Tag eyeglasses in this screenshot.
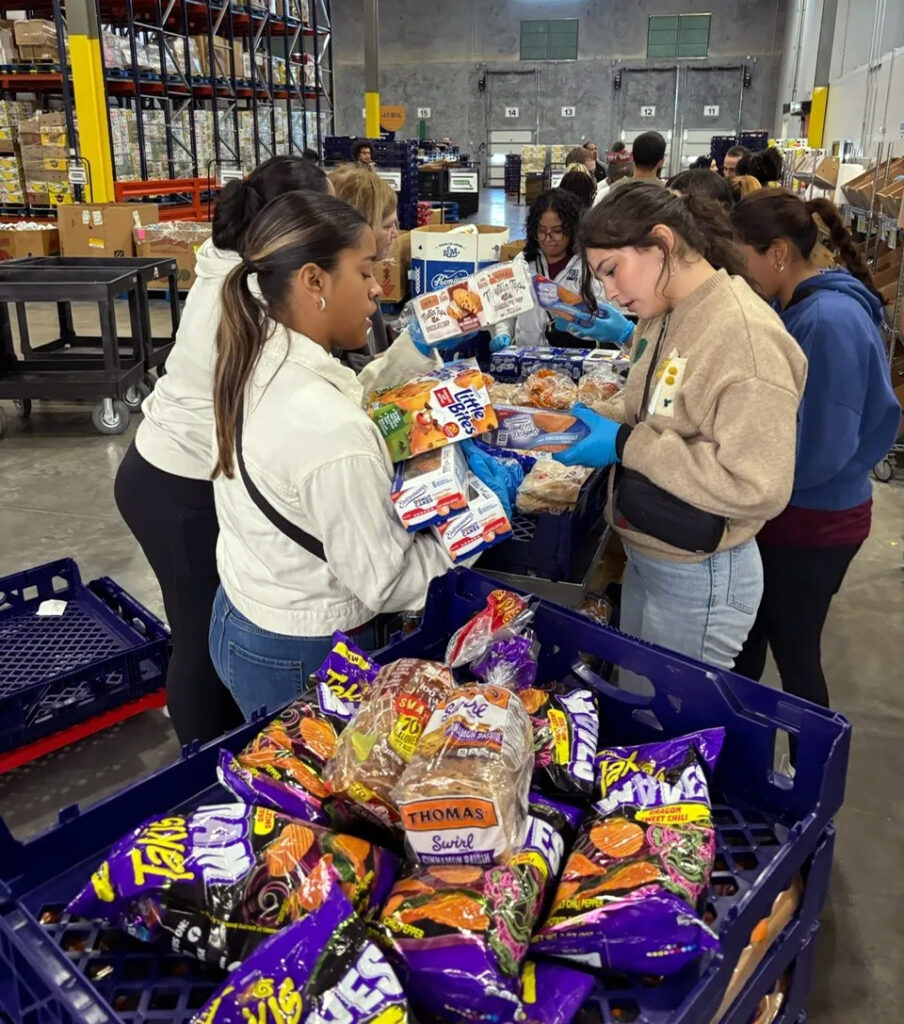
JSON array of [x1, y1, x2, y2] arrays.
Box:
[[537, 227, 565, 240]]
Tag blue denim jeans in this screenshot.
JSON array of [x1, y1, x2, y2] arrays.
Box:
[[618, 540, 764, 690], [209, 586, 373, 721]]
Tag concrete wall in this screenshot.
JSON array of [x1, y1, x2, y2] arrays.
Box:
[[330, 0, 788, 163]]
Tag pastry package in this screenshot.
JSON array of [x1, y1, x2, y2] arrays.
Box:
[[487, 405, 591, 457], [390, 443, 470, 532], [533, 728, 725, 975], [516, 461, 593, 516], [430, 473, 512, 562], [326, 659, 456, 830], [379, 810, 568, 1020], [487, 380, 526, 406], [409, 261, 536, 346], [67, 804, 397, 969], [520, 346, 588, 384], [191, 884, 409, 1024], [367, 358, 496, 463], [445, 588, 532, 668], [518, 684, 599, 795], [218, 633, 379, 823], [522, 368, 578, 410], [393, 684, 534, 865], [489, 345, 523, 382], [532, 275, 596, 328], [577, 364, 624, 412]]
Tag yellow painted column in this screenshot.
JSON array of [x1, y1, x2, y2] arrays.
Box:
[[68, 0, 114, 201], [364, 0, 380, 138], [808, 86, 829, 149]]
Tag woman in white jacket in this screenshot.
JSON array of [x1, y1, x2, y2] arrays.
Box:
[[491, 188, 632, 352], [207, 190, 460, 720], [115, 157, 333, 744]]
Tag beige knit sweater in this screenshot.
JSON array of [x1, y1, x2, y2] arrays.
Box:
[[605, 269, 808, 563]]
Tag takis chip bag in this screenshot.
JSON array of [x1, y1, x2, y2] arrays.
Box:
[[66, 804, 398, 969], [379, 812, 566, 1020], [192, 884, 409, 1024], [218, 634, 380, 824], [518, 685, 599, 796], [445, 589, 532, 668], [532, 728, 725, 975]]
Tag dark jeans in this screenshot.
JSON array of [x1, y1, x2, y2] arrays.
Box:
[[114, 441, 243, 744], [734, 541, 861, 707]]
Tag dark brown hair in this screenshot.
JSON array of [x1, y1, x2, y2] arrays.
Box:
[[667, 169, 734, 209], [736, 147, 783, 185], [730, 188, 880, 298], [559, 167, 597, 210], [581, 180, 747, 285], [565, 146, 594, 166], [213, 191, 368, 479]]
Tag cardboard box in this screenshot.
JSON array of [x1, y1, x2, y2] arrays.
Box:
[[390, 443, 469, 532], [133, 220, 212, 289], [13, 19, 58, 48], [0, 226, 59, 260], [376, 230, 410, 303], [500, 240, 525, 262], [431, 474, 512, 562], [58, 203, 159, 258], [410, 223, 509, 297], [842, 158, 904, 208], [0, 27, 16, 65]]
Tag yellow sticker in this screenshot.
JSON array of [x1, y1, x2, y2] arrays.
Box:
[[253, 806, 276, 835], [88, 237, 105, 248], [510, 850, 550, 879], [547, 707, 570, 766], [636, 802, 711, 826], [521, 960, 537, 1005]]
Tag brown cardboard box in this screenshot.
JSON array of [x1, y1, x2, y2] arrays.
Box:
[[58, 203, 159, 258], [133, 220, 212, 289], [500, 240, 526, 262], [878, 179, 904, 220], [842, 158, 904, 208], [0, 226, 59, 260], [13, 19, 58, 48], [376, 230, 410, 302]]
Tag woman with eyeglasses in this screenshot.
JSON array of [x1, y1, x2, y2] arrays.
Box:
[[491, 188, 631, 352]]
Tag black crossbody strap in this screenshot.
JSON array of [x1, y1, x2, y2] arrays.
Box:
[[235, 393, 327, 562], [637, 314, 670, 424]]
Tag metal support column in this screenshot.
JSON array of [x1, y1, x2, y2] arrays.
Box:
[[68, 0, 115, 201], [363, 0, 379, 139]]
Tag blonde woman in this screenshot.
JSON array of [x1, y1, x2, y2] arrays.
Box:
[[329, 164, 400, 368]]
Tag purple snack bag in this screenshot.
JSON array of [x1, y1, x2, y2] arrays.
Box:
[[66, 803, 398, 970], [533, 728, 725, 976], [519, 961, 595, 1024], [311, 631, 381, 717], [519, 684, 599, 796], [192, 883, 409, 1024], [471, 633, 539, 691]]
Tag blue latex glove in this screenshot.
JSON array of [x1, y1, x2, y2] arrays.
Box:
[[489, 332, 513, 354], [552, 305, 633, 347], [409, 316, 478, 357], [460, 439, 524, 520], [553, 403, 623, 468]]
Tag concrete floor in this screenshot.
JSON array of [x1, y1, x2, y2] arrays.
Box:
[[0, 191, 902, 1021]]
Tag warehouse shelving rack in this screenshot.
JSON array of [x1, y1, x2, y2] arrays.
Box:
[[0, 0, 332, 217]]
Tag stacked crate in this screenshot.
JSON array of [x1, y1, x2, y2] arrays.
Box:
[[372, 138, 419, 229], [504, 153, 521, 197], [0, 101, 34, 206], [18, 111, 73, 206]]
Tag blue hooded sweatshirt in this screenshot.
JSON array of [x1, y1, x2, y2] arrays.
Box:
[[781, 270, 900, 511]]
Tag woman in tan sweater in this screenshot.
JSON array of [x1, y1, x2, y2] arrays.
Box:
[[557, 182, 807, 673]]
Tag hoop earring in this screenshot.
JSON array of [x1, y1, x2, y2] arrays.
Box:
[[318, 296, 327, 312]]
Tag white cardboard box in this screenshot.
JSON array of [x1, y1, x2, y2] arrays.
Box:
[[410, 223, 509, 296]]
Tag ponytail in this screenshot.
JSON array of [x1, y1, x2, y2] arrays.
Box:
[[805, 196, 880, 297], [212, 190, 368, 479], [583, 180, 747, 287], [731, 188, 881, 300]]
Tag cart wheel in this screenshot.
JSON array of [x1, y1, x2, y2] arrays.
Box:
[[92, 399, 131, 435], [873, 458, 894, 483], [122, 381, 151, 411], [0, 406, 7, 439], [14, 398, 31, 418]]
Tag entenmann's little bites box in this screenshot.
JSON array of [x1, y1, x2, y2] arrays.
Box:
[[368, 358, 497, 464], [391, 444, 470, 532]]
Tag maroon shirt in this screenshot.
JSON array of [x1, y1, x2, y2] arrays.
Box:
[[758, 499, 872, 547], [546, 256, 570, 280]]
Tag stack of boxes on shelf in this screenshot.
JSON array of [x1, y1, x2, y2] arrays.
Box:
[[520, 144, 546, 204], [13, 20, 65, 63], [134, 221, 213, 289], [18, 111, 72, 206], [0, 100, 35, 206]]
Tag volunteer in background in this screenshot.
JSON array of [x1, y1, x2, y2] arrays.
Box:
[[207, 191, 469, 719], [731, 189, 901, 706], [667, 169, 734, 209], [629, 132, 667, 183], [559, 165, 597, 211], [690, 154, 719, 171], [737, 148, 784, 185], [352, 140, 374, 167], [565, 146, 598, 175], [593, 148, 634, 205], [732, 174, 762, 199], [489, 188, 632, 352], [556, 182, 807, 675], [584, 141, 606, 182], [114, 156, 331, 744], [723, 145, 750, 179], [329, 164, 399, 370]]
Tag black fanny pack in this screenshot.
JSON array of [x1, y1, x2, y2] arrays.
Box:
[[614, 467, 727, 554]]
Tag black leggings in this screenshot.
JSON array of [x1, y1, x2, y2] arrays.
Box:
[[114, 441, 243, 744], [734, 541, 861, 707]]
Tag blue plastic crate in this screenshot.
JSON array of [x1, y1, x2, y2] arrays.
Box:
[[476, 468, 609, 581], [0, 569, 847, 1024], [0, 559, 170, 755]]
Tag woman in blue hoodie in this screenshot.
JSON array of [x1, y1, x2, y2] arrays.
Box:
[[731, 189, 900, 706]]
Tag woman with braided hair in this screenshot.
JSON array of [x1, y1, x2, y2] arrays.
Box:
[[731, 188, 900, 707]]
